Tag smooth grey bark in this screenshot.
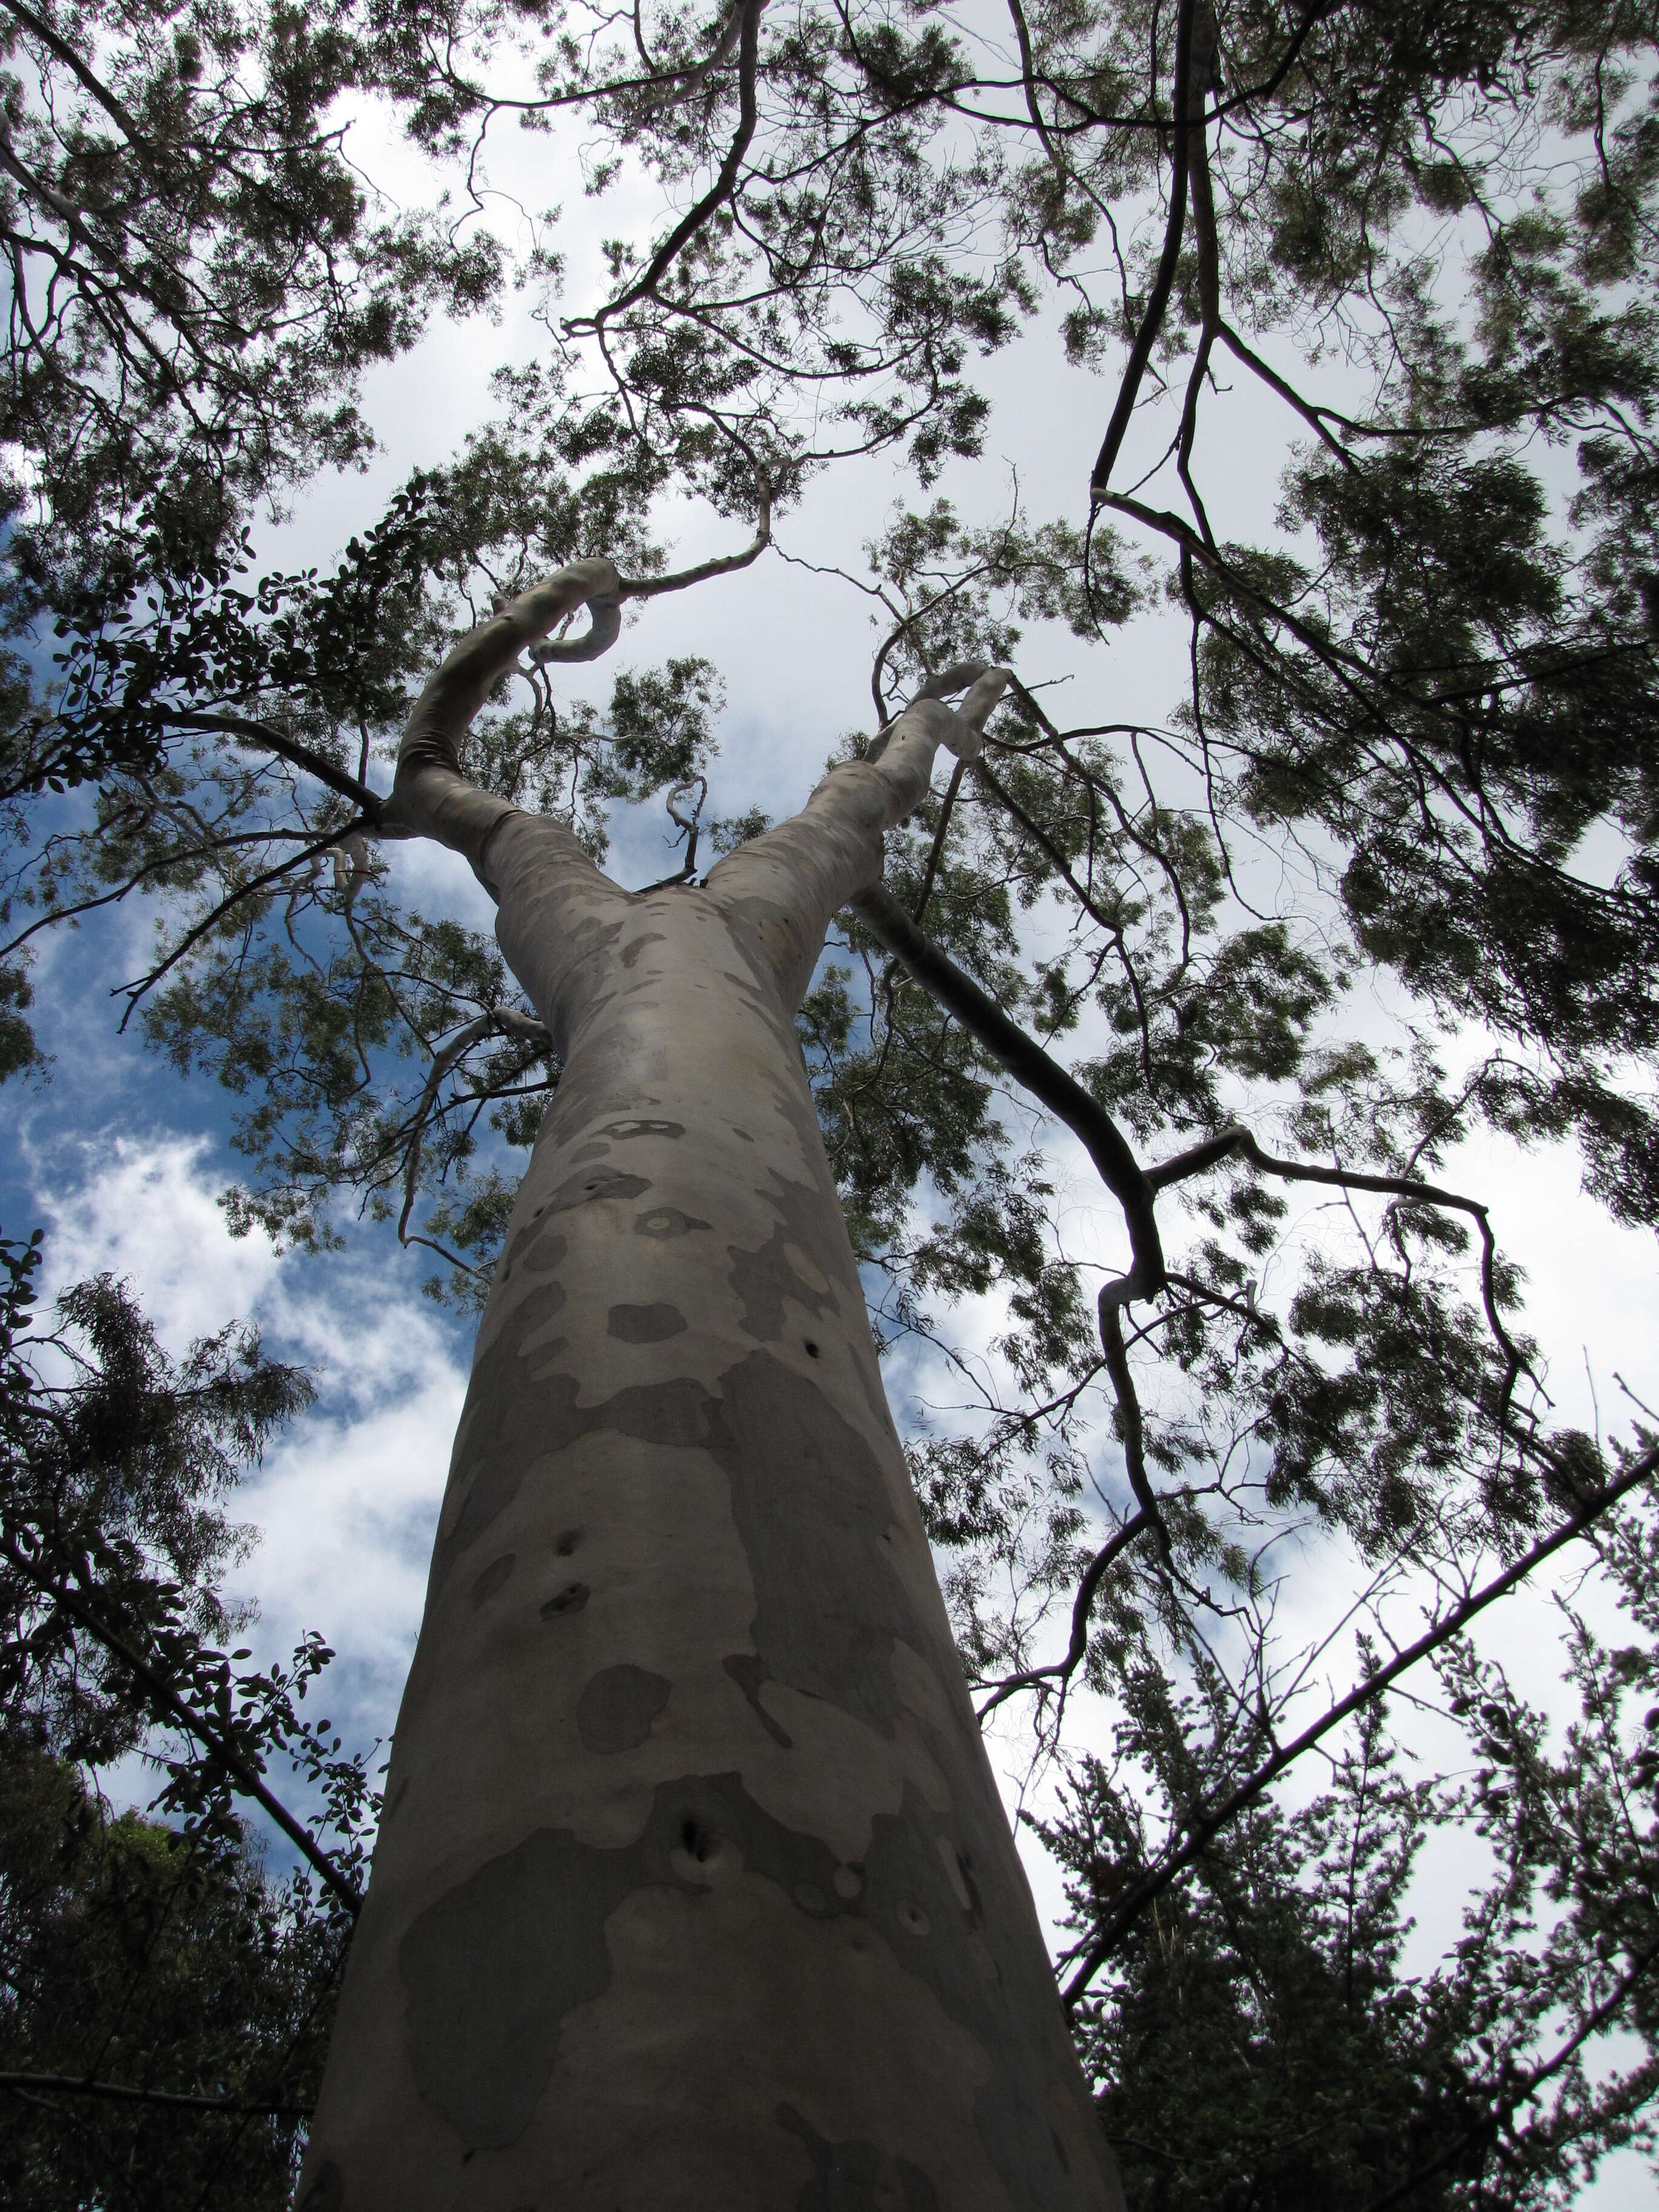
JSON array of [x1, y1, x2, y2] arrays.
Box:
[[297, 566, 1125, 2211]]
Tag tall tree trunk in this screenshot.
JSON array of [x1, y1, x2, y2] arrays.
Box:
[[297, 568, 1124, 2211]]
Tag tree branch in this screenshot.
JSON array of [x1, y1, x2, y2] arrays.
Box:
[[912, 754, 965, 921], [849, 883, 1164, 1286], [1362, 1925, 1659, 2211], [618, 482, 771, 599], [397, 1008, 552, 1248], [1089, 0, 1203, 497], [113, 825, 372, 1031], [0, 0, 145, 146], [384, 558, 623, 871], [169, 712, 383, 819], [1149, 1124, 1534, 1411], [0, 2070, 313, 2119], [0, 1533, 362, 1917], [976, 1507, 1154, 1719], [572, 0, 763, 333], [1059, 1445, 1659, 2009]]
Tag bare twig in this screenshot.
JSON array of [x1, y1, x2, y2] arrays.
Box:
[[113, 824, 372, 1030], [397, 1009, 552, 1249], [1149, 1125, 1535, 1415], [1362, 1925, 1659, 2210], [913, 755, 965, 921]]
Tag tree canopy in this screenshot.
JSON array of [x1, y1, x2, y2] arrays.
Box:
[[1, 0, 1657, 2201]]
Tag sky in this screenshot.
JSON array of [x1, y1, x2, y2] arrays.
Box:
[[5, 59, 1658, 2203]]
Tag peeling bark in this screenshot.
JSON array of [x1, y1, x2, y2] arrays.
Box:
[[297, 569, 1122, 2210]]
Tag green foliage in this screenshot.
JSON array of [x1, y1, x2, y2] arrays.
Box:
[[1044, 1476, 1659, 2210], [0, 0, 1657, 2192], [0, 1233, 361, 2202], [0, 1746, 338, 2210]]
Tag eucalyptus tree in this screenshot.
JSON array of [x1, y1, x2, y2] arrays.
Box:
[[1, 0, 1657, 2205]]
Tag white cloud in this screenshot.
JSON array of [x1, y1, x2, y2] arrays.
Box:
[[29, 1132, 466, 1754]]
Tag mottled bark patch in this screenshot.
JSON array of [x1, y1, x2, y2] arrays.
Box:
[[722, 1652, 793, 1748], [776, 2102, 940, 2211], [401, 1828, 617, 2149], [727, 1176, 843, 1343], [536, 1006, 664, 1146], [620, 930, 666, 970], [634, 1205, 711, 1240], [498, 1225, 568, 1285], [432, 1363, 719, 1598], [606, 1301, 688, 1342], [714, 1350, 915, 1732], [417, 1332, 1110, 2205], [400, 1773, 850, 2150], [399, 1706, 1101, 2202], [713, 1355, 1114, 2210], [471, 1554, 515, 1609], [600, 1116, 685, 1140], [577, 1663, 672, 1752], [540, 1581, 589, 1619], [541, 1166, 651, 1212]]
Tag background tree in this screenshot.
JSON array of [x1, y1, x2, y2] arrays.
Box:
[[0, 0, 1655, 2204], [0, 1227, 364, 2207]]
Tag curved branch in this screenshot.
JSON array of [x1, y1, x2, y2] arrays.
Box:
[[618, 481, 772, 599], [637, 0, 754, 116], [976, 1507, 1153, 1719], [384, 559, 623, 871], [1098, 1293, 1173, 1563]]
